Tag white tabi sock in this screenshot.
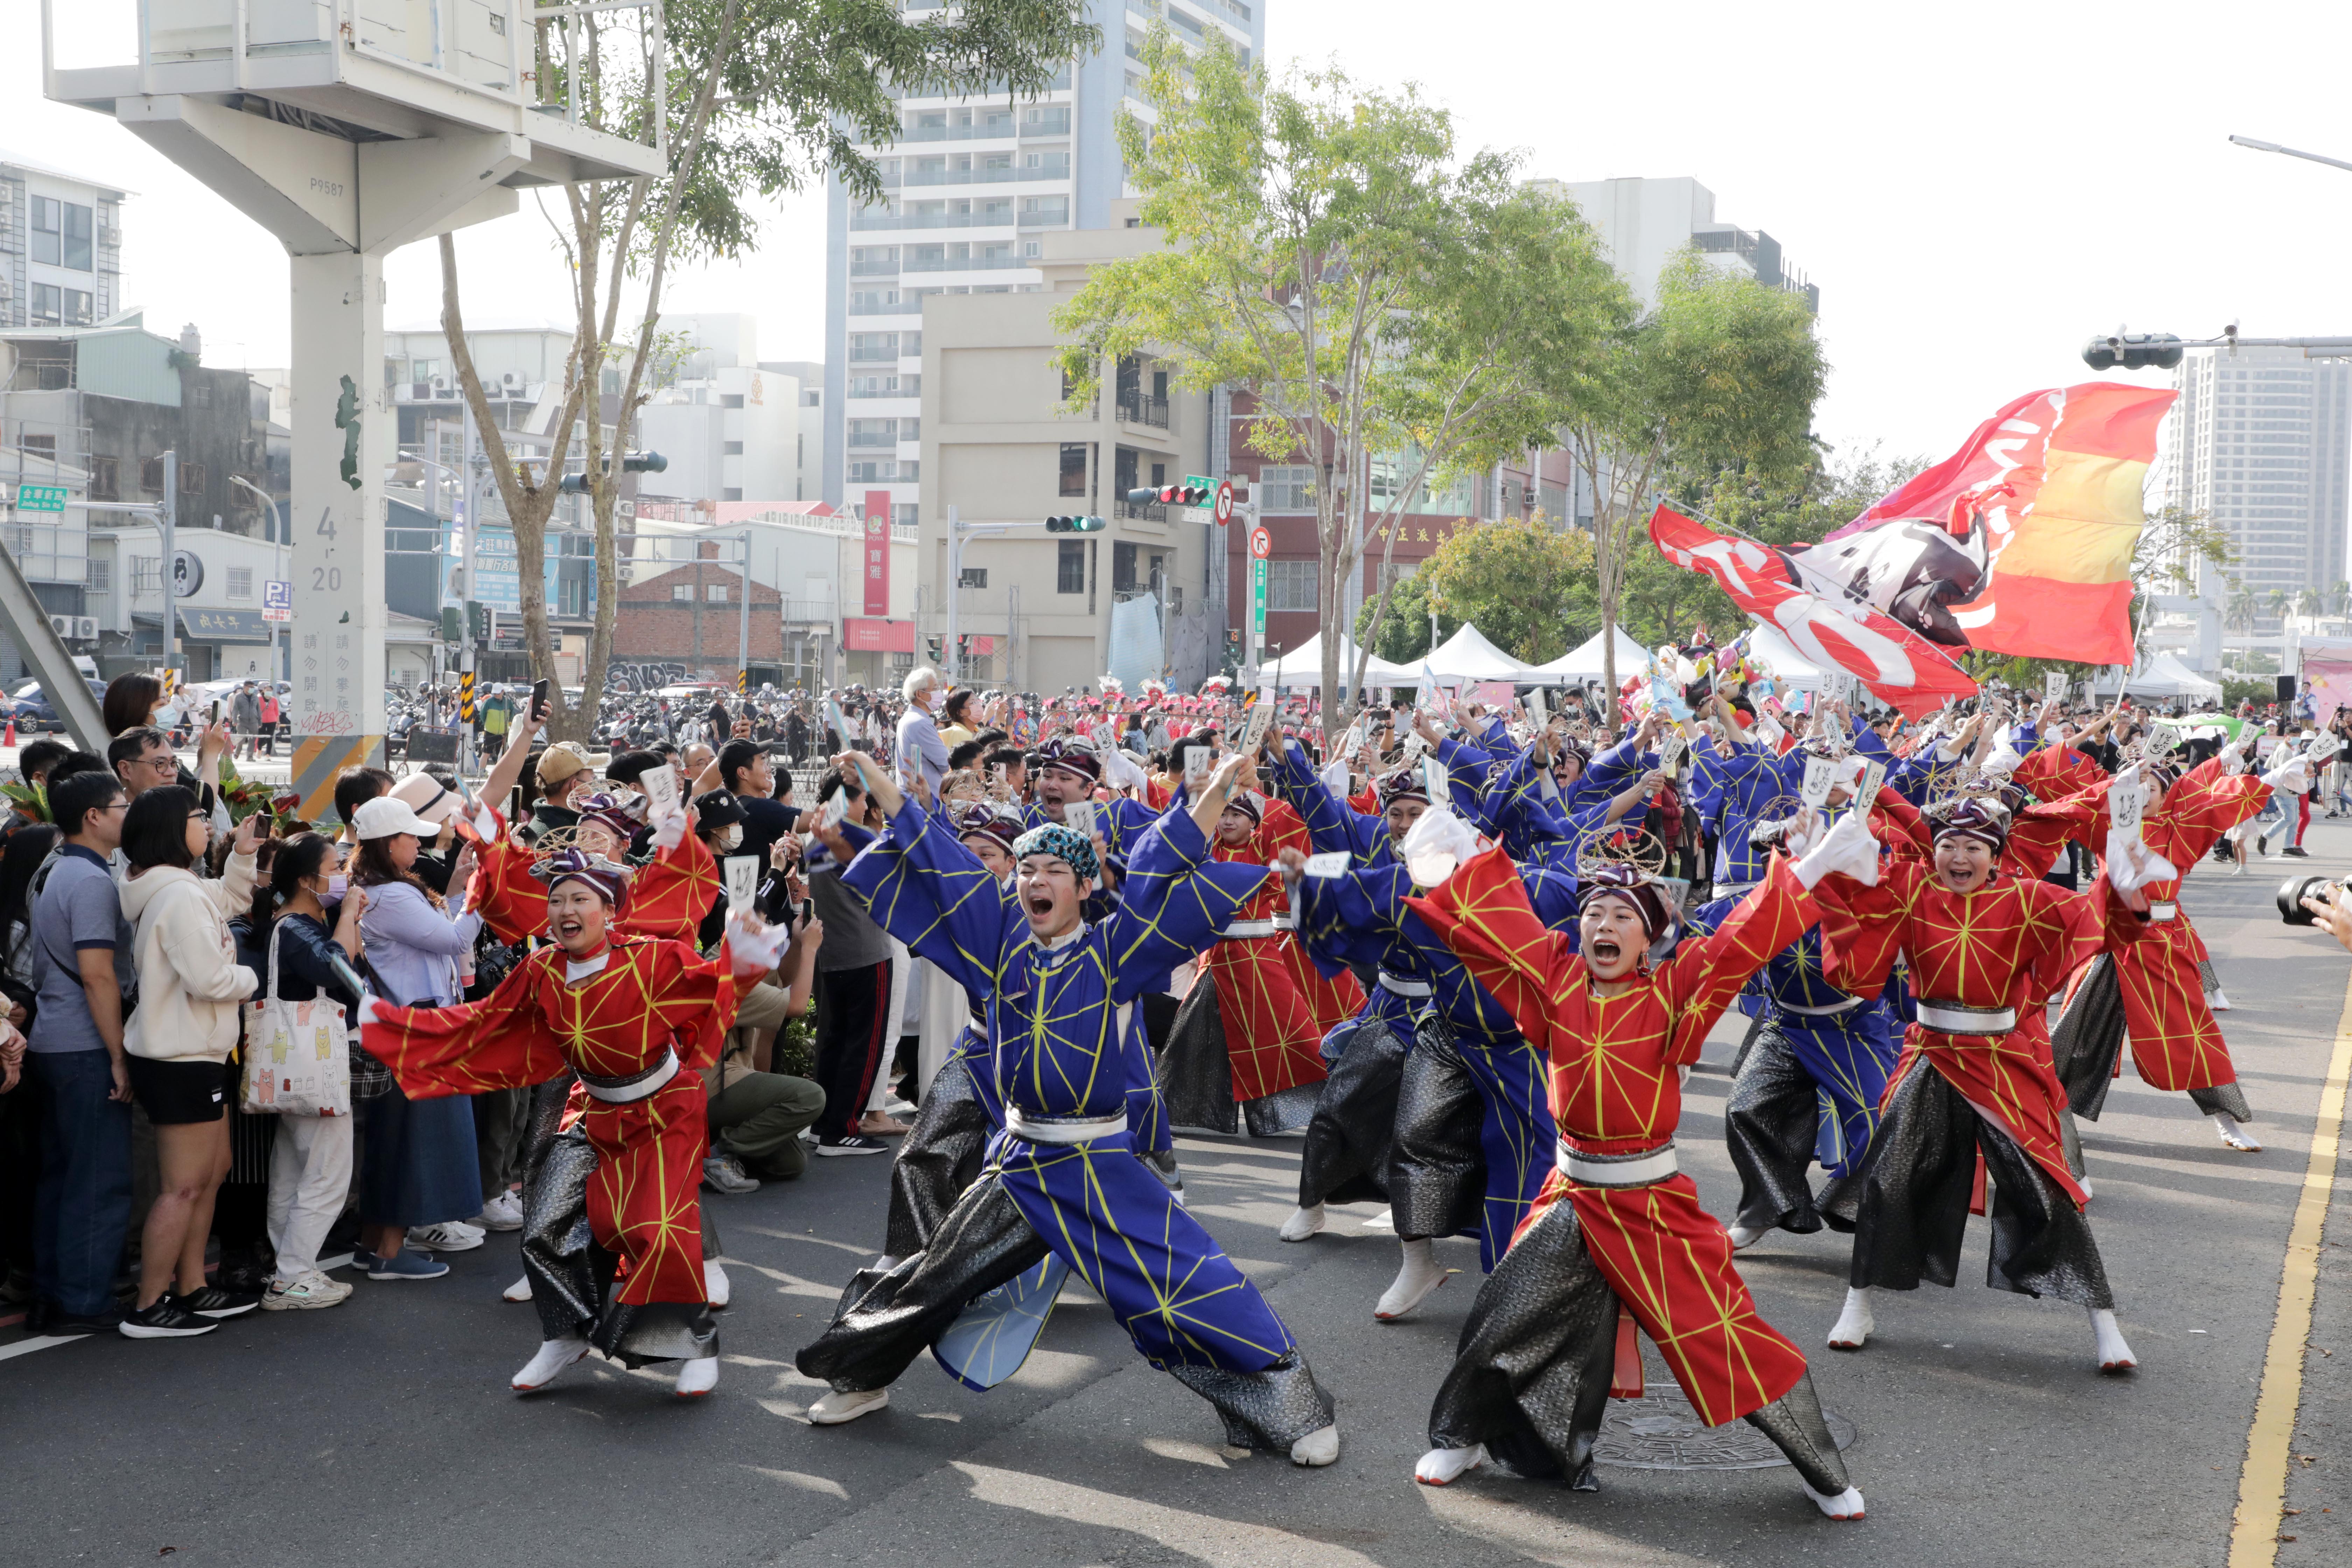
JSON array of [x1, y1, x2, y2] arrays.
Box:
[[1827, 1287, 1874, 1350], [1278, 1204, 1326, 1242], [2212, 1113, 2262, 1152], [674, 1356, 720, 1397], [1414, 1444, 1487, 1485], [1375, 1238, 1447, 1321], [2091, 1307, 2136, 1372], [512, 1336, 591, 1392]]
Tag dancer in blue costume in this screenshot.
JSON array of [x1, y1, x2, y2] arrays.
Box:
[[797, 751, 1341, 1465]]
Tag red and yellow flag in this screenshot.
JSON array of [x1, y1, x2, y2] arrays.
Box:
[[1802, 383, 2177, 667]]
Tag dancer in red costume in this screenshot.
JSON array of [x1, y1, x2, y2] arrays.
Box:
[[1161, 772, 1365, 1136], [358, 848, 784, 1398], [1809, 791, 2164, 1370], [2049, 742, 2307, 1151], [1397, 807, 1879, 1519]]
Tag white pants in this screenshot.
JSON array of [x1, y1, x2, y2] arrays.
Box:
[[267, 1113, 355, 1281]]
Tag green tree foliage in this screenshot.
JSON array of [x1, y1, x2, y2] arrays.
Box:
[[1052, 27, 1621, 734], [1536, 246, 1829, 727], [1351, 517, 1598, 666], [449, 0, 1100, 738]]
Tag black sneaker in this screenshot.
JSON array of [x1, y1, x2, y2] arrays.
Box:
[[172, 1286, 261, 1320], [2284, 846, 2311, 858], [42, 1306, 124, 1336], [119, 1300, 220, 1339], [816, 1134, 890, 1157]]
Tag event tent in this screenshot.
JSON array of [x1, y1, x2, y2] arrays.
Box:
[[1421, 623, 1547, 682], [1256, 630, 1421, 689], [1529, 626, 1654, 683], [2093, 650, 2223, 703], [1743, 622, 1833, 693]]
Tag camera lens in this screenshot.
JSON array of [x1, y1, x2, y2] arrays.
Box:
[[2280, 874, 2334, 926]]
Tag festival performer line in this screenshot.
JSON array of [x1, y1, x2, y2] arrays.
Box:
[[797, 750, 1343, 1465]]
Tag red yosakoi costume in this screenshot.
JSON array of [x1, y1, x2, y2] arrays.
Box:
[[1399, 849, 1851, 1494], [1813, 842, 2146, 1304], [362, 931, 757, 1363], [1162, 795, 1364, 1135], [467, 810, 721, 947], [2052, 754, 2269, 1122]]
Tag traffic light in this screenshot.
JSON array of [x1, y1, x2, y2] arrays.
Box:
[[441, 605, 464, 643], [466, 600, 491, 643], [558, 450, 668, 493], [1124, 485, 1210, 505], [926, 636, 944, 663], [2082, 332, 2184, 371], [1045, 514, 1106, 532]]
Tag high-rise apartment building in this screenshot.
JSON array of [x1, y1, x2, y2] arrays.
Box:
[[2164, 346, 2352, 618], [822, 0, 1264, 529], [1526, 175, 1818, 315], [0, 150, 126, 330]]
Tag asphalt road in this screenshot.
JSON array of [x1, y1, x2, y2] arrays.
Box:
[[7, 828, 2352, 1567]]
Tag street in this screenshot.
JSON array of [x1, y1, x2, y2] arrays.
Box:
[[4, 830, 2349, 1568]]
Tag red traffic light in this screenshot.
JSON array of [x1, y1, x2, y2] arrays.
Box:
[[1153, 484, 1210, 505]]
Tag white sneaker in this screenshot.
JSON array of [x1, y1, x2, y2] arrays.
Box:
[[1415, 1444, 1488, 1485], [674, 1356, 720, 1398], [1374, 1239, 1447, 1321], [502, 1274, 533, 1303], [704, 1259, 731, 1309], [1804, 1482, 1867, 1520], [807, 1386, 890, 1425], [1827, 1287, 1875, 1351], [513, 1336, 592, 1392], [1289, 1423, 1340, 1467], [478, 1192, 524, 1232], [1727, 1222, 1767, 1251], [1278, 1204, 1326, 1242], [260, 1270, 351, 1311], [410, 1222, 484, 1253]]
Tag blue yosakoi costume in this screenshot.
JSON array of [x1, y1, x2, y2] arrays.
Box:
[[1290, 853, 1583, 1270], [1686, 875, 1901, 1238], [798, 798, 1335, 1451]]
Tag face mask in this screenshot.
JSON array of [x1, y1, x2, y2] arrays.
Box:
[[327, 874, 349, 901], [717, 825, 743, 853]]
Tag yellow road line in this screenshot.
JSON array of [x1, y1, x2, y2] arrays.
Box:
[[2230, 959, 2352, 1566]]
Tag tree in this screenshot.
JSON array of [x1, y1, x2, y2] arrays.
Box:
[[442, 0, 1101, 741], [1051, 27, 1621, 738], [1542, 248, 1828, 733], [2227, 582, 2257, 636], [1353, 569, 1447, 664], [1387, 514, 1597, 665]]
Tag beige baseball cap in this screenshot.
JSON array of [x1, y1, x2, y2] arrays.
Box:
[[533, 742, 593, 787]]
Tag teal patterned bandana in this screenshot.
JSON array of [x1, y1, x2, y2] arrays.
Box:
[[1012, 822, 1100, 886]]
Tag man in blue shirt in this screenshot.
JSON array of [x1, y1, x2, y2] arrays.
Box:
[[23, 769, 136, 1335]]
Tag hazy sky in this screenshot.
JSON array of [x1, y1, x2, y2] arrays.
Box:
[[10, 1, 2351, 475]]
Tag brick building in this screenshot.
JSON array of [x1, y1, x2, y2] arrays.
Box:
[[613, 553, 784, 682]]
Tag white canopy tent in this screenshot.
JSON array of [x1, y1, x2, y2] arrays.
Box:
[[2093, 650, 2223, 703], [1422, 623, 1546, 682], [1255, 631, 1421, 690], [1528, 627, 1655, 683]]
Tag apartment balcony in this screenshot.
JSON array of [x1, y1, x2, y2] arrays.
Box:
[[849, 259, 901, 277], [902, 159, 1071, 187], [1019, 109, 1072, 138], [903, 252, 1033, 272], [1116, 393, 1170, 429]]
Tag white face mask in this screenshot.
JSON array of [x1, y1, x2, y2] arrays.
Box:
[[716, 825, 743, 853]]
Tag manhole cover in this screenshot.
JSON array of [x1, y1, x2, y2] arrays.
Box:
[[1594, 1393, 1857, 1471]]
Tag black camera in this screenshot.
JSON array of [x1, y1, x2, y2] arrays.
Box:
[[2280, 873, 2344, 926]]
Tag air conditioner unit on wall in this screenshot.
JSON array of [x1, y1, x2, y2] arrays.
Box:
[[75, 617, 97, 641]]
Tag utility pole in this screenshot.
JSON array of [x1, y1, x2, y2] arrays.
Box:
[[738, 527, 752, 685], [161, 450, 178, 680]]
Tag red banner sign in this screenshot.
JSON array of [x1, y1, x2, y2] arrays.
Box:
[[862, 490, 892, 617], [844, 617, 915, 653]]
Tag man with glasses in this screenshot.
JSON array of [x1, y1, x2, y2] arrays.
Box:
[[107, 726, 182, 800]]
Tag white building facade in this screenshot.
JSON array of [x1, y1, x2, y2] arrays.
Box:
[[2164, 345, 2352, 624], [0, 150, 125, 331]]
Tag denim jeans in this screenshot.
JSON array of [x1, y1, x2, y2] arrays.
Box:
[[26, 1049, 133, 1317]]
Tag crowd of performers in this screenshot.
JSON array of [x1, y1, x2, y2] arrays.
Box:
[[342, 678, 2317, 1520]]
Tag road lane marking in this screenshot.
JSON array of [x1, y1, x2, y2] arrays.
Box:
[[2230, 959, 2352, 1566], [0, 1252, 359, 1361]]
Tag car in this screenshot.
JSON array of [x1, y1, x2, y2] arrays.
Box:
[[4, 678, 112, 733]]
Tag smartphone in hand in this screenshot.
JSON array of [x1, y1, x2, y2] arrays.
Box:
[[532, 677, 552, 723]]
